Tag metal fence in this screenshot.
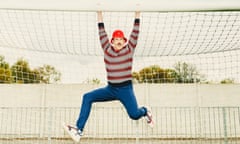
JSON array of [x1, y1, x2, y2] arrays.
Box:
[[0, 106, 240, 144]]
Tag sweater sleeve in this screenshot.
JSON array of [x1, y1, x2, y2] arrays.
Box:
[[128, 18, 140, 51], [98, 22, 110, 51]]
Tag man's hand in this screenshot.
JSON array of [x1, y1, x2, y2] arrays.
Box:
[[135, 11, 140, 19], [97, 11, 103, 22]]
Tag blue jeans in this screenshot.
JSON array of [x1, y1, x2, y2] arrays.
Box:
[[76, 83, 147, 131]]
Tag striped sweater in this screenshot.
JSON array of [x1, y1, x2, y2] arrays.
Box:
[[98, 19, 140, 83]]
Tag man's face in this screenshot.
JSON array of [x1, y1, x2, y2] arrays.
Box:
[[112, 37, 126, 51]]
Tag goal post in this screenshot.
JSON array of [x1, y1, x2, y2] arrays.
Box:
[[1, 0, 240, 12]]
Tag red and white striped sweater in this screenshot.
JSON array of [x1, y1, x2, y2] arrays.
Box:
[[98, 19, 140, 83]]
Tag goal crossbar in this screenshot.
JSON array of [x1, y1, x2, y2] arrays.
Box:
[[0, 0, 240, 12]]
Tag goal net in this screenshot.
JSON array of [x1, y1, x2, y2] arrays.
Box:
[[0, 9, 239, 84]]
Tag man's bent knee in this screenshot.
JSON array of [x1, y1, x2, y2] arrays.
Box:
[[129, 113, 141, 120], [82, 93, 94, 103]]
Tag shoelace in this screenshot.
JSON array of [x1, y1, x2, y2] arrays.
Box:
[[146, 112, 152, 123], [77, 130, 83, 136]]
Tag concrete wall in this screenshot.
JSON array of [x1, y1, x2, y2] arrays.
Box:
[[0, 84, 239, 107], [0, 84, 240, 139]]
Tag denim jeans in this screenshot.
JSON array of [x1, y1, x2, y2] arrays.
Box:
[[76, 83, 147, 131]]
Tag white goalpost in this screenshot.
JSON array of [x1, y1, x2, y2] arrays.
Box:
[[1, 0, 240, 11]]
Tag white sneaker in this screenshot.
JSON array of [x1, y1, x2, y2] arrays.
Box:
[[62, 123, 83, 142], [145, 108, 154, 128]]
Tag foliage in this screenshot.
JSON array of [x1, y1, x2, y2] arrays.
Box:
[[35, 65, 61, 84], [173, 61, 200, 83], [0, 55, 61, 84], [133, 62, 202, 83], [85, 78, 101, 84], [0, 56, 12, 83], [220, 78, 235, 84], [11, 58, 38, 83], [132, 65, 176, 83]]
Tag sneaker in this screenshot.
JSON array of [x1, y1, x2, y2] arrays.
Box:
[[145, 108, 154, 128], [62, 123, 83, 142]]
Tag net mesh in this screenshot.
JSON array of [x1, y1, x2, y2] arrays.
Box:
[[0, 10, 239, 83]]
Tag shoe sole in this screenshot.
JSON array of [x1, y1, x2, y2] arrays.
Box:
[[148, 120, 154, 128]]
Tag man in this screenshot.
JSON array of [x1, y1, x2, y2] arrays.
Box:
[[63, 11, 153, 143]]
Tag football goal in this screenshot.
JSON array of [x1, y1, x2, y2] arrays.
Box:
[[0, 0, 240, 144]]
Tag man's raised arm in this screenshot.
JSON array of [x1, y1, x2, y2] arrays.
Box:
[[97, 11, 110, 50]]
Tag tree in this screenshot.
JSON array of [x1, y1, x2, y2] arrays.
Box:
[[220, 78, 234, 84], [173, 61, 200, 83], [11, 58, 39, 83], [0, 55, 12, 83], [133, 62, 202, 84], [35, 64, 61, 84], [165, 68, 178, 83], [133, 65, 176, 83], [11, 58, 61, 84]]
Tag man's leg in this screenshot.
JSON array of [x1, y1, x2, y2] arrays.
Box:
[[116, 84, 154, 127], [116, 84, 147, 120], [76, 86, 116, 131]]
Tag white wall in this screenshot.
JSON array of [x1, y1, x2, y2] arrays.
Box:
[[0, 84, 240, 139], [0, 84, 239, 107]]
